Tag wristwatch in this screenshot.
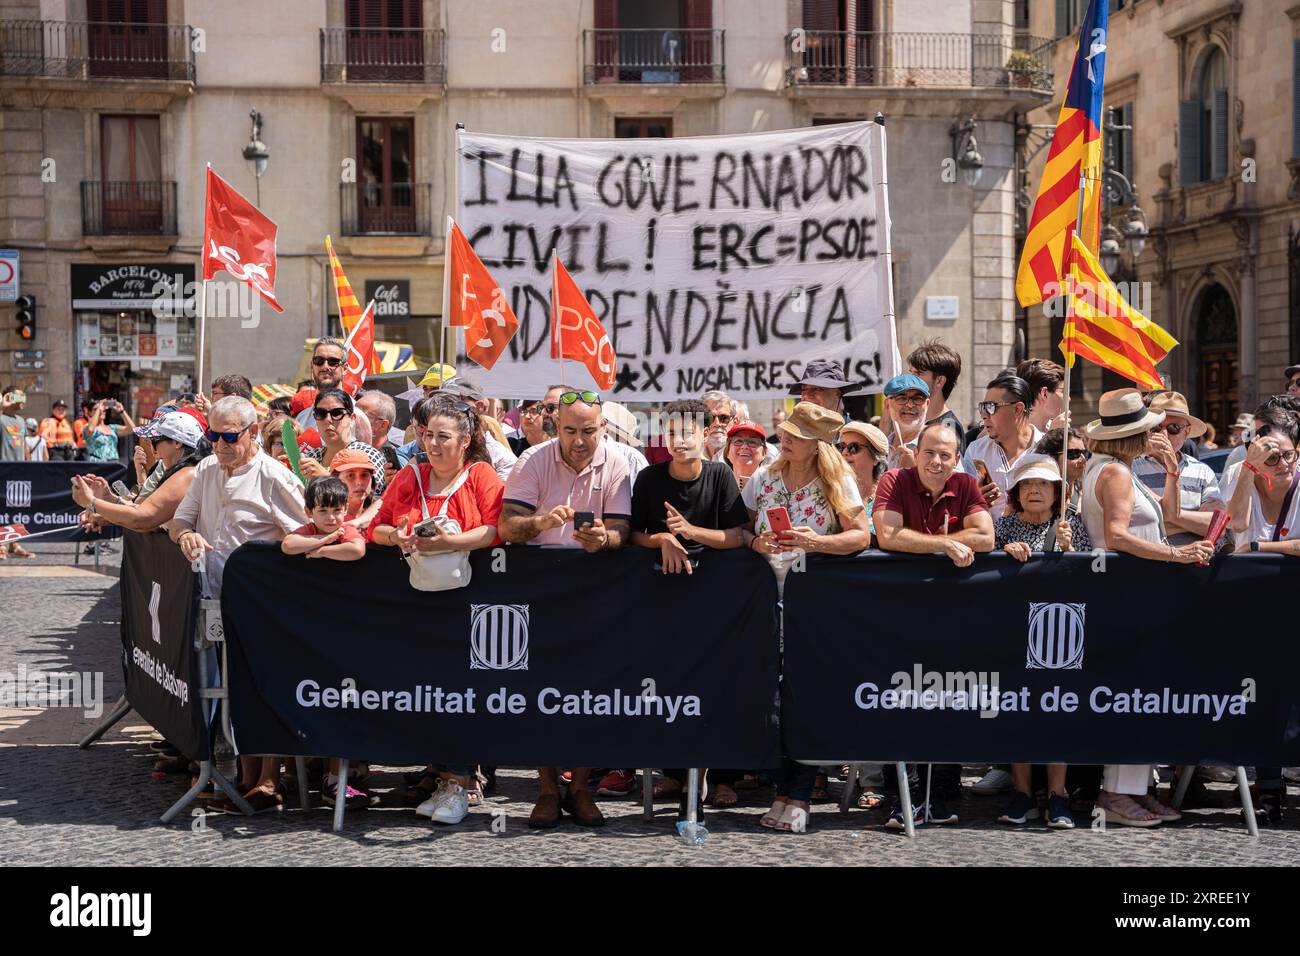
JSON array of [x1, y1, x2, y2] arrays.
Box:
[[1250, 541, 1260, 552]]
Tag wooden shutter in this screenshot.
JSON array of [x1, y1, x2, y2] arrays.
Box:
[[1056, 0, 1070, 38], [1212, 87, 1228, 180], [683, 0, 713, 82], [803, 0, 840, 31], [1179, 99, 1200, 186], [1294, 39, 1300, 157]]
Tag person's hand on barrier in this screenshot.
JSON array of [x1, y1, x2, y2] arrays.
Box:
[[1170, 540, 1215, 565], [750, 530, 781, 555], [1055, 520, 1074, 552], [1004, 541, 1032, 563], [942, 537, 975, 568], [659, 534, 692, 574], [540, 505, 574, 531], [663, 502, 697, 542], [305, 528, 344, 557], [178, 530, 213, 562], [573, 518, 609, 553], [778, 525, 821, 553]]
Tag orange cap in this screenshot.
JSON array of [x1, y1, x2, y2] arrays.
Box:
[[330, 448, 377, 474]]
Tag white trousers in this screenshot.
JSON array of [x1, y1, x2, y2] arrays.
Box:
[[1103, 763, 1152, 795]]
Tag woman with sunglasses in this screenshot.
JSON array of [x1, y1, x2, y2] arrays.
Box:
[[836, 421, 889, 544], [1226, 408, 1300, 552], [1035, 427, 1088, 514], [370, 397, 505, 826], [299, 389, 387, 492]]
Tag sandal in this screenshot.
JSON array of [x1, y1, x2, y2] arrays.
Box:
[[857, 789, 885, 810], [404, 773, 439, 806], [1098, 791, 1161, 827], [759, 799, 788, 829], [710, 783, 738, 808], [1134, 791, 1182, 822], [772, 803, 810, 833]]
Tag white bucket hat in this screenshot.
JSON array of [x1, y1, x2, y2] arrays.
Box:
[[1008, 453, 1063, 491], [1083, 388, 1165, 440]]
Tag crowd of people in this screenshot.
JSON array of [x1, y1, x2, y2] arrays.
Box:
[[38, 335, 1300, 831]]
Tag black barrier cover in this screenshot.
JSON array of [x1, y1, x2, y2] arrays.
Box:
[[120, 531, 207, 759], [0, 461, 126, 541], [782, 552, 1300, 766], [222, 543, 782, 767]]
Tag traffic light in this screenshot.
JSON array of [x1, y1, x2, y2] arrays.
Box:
[[14, 295, 35, 340]]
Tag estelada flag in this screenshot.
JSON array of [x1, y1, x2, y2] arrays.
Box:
[[340, 300, 377, 397], [1015, 0, 1108, 306], [445, 219, 519, 370], [1061, 233, 1177, 390], [201, 166, 284, 313], [550, 254, 617, 391]]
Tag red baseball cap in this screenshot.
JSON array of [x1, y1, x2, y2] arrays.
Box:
[[290, 386, 318, 416], [727, 418, 766, 441]]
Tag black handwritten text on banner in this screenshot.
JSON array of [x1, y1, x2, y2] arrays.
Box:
[[455, 122, 900, 400]]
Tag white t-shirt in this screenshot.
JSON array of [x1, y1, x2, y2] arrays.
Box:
[[1227, 467, 1300, 550], [961, 427, 1042, 521]]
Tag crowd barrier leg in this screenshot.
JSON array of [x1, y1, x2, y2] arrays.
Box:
[[1171, 765, 1196, 810], [332, 758, 349, 833], [685, 768, 700, 827], [294, 756, 311, 812], [896, 762, 916, 839], [839, 764, 862, 814], [77, 694, 131, 748], [1235, 766, 1259, 839], [641, 768, 653, 820]]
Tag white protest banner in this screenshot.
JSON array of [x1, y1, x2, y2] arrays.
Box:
[[454, 121, 899, 400]]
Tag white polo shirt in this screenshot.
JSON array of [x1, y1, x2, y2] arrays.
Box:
[[961, 425, 1043, 521]]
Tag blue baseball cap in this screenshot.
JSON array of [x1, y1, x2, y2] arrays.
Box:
[[883, 373, 931, 398]]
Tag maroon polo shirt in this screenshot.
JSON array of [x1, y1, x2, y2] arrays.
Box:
[[874, 467, 988, 535]]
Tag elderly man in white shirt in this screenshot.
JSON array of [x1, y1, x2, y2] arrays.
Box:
[[169, 395, 308, 814]]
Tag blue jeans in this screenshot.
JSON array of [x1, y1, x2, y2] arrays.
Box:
[[774, 757, 817, 803]]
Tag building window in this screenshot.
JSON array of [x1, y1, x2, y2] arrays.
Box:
[[99, 114, 163, 233], [1180, 46, 1228, 185], [615, 117, 672, 137], [1055, 0, 1079, 38], [357, 117, 415, 233], [1016, 0, 1030, 31], [1110, 102, 1134, 184]]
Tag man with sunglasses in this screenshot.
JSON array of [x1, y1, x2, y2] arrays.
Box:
[[788, 358, 860, 421], [500, 389, 633, 830], [1132, 391, 1222, 546], [294, 337, 348, 429], [962, 373, 1042, 520]]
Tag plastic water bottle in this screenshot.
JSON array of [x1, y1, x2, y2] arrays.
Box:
[[675, 820, 708, 846]]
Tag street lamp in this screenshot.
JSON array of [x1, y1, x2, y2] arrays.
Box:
[[1122, 206, 1148, 259], [951, 118, 983, 187], [1100, 107, 1148, 277], [1099, 226, 1122, 275], [242, 108, 269, 205]]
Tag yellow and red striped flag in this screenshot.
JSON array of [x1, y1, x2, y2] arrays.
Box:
[[325, 235, 380, 374], [1061, 234, 1177, 391], [1015, 0, 1109, 306]]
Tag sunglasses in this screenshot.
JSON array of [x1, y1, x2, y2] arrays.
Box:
[[1066, 448, 1091, 461], [313, 407, 350, 421], [205, 424, 252, 444], [977, 400, 1018, 417], [708, 413, 733, 425], [835, 442, 868, 455], [520, 404, 543, 416], [312, 356, 343, 368], [559, 390, 601, 406], [1160, 422, 1189, 436]]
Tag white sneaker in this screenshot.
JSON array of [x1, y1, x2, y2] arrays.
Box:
[[416, 781, 469, 825], [1283, 768, 1300, 783], [971, 768, 1012, 794]]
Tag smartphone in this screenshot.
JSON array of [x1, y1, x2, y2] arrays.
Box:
[[654, 557, 699, 571], [111, 480, 131, 499], [573, 510, 596, 530], [414, 515, 451, 537], [972, 459, 992, 486], [765, 506, 794, 537]]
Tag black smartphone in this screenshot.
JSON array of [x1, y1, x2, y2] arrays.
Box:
[[654, 557, 699, 571], [573, 510, 595, 530]]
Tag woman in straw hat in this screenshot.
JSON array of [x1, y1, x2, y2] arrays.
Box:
[[1081, 388, 1214, 827], [740, 401, 869, 833], [837, 420, 889, 543], [993, 454, 1088, 830]]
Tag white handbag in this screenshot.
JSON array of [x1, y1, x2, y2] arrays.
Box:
[[403, 463, 473, 592]]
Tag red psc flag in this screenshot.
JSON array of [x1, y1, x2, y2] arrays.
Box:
[[201, 166, 284, 313], [550, 255, 616, 391], [446, 220, 519, 369], [340, 300, 377, 396]]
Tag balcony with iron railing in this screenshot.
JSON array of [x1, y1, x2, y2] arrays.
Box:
[[320, 27, 445, 85], [583, 28, 725, 85], [340, 182, 433, 237], [785, 31, 1054, 93], [81, 181, 178, 236], [0, 20, 195, 82]]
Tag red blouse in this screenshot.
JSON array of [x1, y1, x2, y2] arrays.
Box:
[[368, 460, 504, 545]]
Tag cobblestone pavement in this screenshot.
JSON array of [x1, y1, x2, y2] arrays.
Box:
[[3, 542, 1298, 866]]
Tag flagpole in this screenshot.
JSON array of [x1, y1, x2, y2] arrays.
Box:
[[439, 214, 453, 383], [1059, 172, 1089, 498], [197, 162, 211, 394], [196, 278, 208, 395]]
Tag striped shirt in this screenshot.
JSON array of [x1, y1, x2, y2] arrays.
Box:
[[1131, 454, 1222, 546]]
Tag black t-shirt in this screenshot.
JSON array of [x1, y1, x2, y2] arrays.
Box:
[[631, 460, 749, 553]]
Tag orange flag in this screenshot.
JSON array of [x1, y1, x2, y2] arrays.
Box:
[[550, 254, 616, 390], [446, 219, 519, 369], [340, 300, 377, 397]]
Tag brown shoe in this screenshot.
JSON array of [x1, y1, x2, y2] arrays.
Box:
[[528, 792, 562, 829], [563, 787, 605, 827]]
